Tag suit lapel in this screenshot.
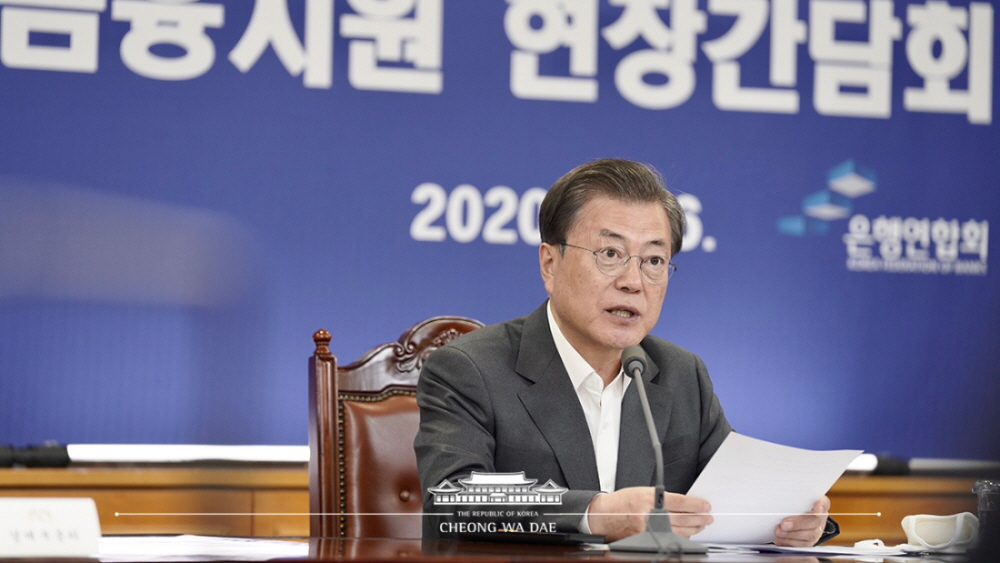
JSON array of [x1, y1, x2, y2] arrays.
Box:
[[515, 305, 601, 491], [615, 346, 672, 489]]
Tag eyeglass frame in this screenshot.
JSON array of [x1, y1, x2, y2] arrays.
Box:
[[558, 242, 678, 284]]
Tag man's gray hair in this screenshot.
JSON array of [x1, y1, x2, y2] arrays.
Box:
[[538, 158, 685, 256]]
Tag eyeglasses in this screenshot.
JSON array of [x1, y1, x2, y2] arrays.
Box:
[[560, 243, 677, 284]]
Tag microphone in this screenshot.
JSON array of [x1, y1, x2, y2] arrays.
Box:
[[622, 346, 647, 380], [609, 346, 707, 554], [0, 443, 70, 468]]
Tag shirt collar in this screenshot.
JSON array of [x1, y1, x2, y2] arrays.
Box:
[[546, 301, 627, 392]]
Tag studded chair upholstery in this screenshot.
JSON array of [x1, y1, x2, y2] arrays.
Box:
[[308, 317, 483, 538]]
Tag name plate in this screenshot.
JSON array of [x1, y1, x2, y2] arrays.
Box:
[[0, 498, 101, 557]]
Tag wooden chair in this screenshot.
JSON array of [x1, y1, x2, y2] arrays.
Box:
[[308, 316, 484, 538]]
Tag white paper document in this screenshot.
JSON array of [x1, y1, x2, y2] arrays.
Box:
[[708, 543, 911, 557], [688, 432, 863, 544]]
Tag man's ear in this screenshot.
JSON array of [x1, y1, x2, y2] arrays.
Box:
[[539, 243, 558, 291]]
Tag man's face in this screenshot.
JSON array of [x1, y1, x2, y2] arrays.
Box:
[[540, 196, 672, 367]]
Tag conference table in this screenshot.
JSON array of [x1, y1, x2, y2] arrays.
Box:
[[0, 461, 987, 562], [5, 534, 977, 563], [0, 464, 981, 544]]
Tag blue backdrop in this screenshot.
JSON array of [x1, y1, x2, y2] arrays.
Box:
[[1, 0, 997, 461]]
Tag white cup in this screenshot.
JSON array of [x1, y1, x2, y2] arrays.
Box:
[[901, 512, 979, 552]]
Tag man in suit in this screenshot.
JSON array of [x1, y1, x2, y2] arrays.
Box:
[[414, 158, 832, 545]]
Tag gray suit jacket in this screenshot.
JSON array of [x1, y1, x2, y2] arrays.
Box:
[[414, 302, 732, 538]]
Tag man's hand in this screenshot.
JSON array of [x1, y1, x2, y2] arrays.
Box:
[[774, 497, 831, 547], [586, 487, 713, 542]]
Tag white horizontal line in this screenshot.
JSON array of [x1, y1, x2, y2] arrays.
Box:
[[116, 513, 448, 517], [561, 513, 881, 517], [116, 512, 880, 517]]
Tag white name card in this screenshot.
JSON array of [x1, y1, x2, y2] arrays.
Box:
[[0, 498, 101, 557]]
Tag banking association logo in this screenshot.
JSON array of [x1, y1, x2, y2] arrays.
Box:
[[428, 471, 567, 505], [778, 160, 988, 276]]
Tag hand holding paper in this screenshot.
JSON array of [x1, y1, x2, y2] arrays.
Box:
[[774, 496, 831, 546], [687, 433, 862, 544]]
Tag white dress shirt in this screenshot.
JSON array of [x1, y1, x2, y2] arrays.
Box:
[[547, 303, 632, 531]]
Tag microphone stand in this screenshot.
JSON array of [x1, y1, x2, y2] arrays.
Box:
[[609, 347, 708, 555]]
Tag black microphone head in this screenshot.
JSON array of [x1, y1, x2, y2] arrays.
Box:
[[621, 345, 648, 378]]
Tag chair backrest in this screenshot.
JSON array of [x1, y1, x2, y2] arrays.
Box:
[[308, 316, 483, 538]]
